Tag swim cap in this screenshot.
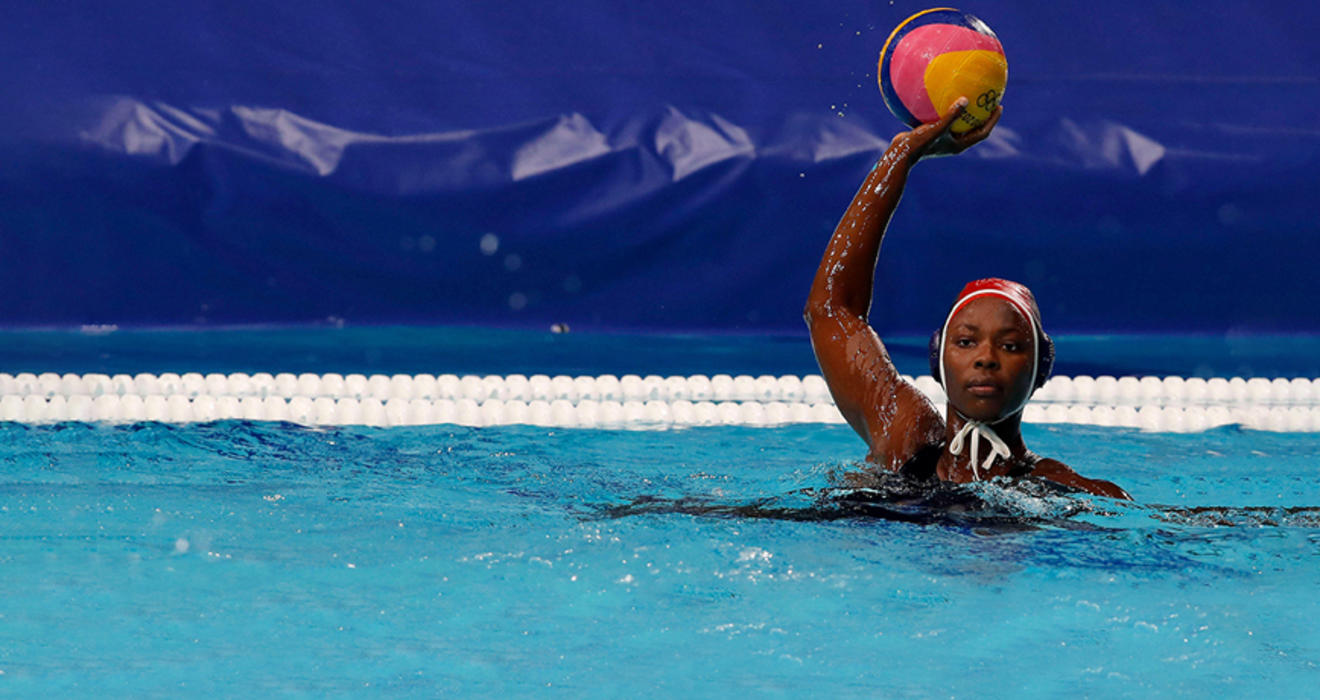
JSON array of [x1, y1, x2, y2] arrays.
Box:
[[927, 278, 1055, 407]]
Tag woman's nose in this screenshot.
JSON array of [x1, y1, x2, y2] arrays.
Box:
[[974, 350, 999, 369]]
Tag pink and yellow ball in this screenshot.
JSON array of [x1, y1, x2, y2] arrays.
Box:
[[877, 8, 1007, 134]]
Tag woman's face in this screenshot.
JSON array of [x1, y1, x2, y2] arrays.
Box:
[[941, 296, 1036, 422]]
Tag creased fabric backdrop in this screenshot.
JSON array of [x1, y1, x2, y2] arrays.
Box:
[[1, 1, 1316, 333]]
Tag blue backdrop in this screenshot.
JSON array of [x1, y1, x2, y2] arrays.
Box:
[[1, 1, 1317, 333]]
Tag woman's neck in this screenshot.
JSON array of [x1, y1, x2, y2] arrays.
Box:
[[936, 408, 1031, 481]]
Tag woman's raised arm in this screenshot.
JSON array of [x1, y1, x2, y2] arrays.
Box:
[[804, 100, 1001, 469]]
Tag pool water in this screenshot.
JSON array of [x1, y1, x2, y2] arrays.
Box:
[[3, 418, 1318, 695], [5, 326, 1320, 379]]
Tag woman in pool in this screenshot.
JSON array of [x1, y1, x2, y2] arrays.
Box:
[[805, 99, 1129, 500]]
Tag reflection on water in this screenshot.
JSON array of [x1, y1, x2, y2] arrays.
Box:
[[599, 471, 1320, 531]]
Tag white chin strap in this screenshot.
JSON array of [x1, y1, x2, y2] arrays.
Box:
[[947, 416, 1012, 478]]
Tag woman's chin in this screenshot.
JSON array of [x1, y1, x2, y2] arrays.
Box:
[[949, 397, 1008, 423]]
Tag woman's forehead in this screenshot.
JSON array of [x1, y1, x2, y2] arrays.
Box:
[[950, 295, 1031, 331]]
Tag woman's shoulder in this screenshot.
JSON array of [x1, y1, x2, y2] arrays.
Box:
[[1029, 457, 1131, 500], [864, 386, 945, 472]]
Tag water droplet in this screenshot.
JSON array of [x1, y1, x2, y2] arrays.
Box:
[[479, 233, 499, 255]]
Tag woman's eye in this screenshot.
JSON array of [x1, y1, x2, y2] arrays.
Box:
[[956, 338, 975, 348], [1002, 342, 1021, 352]]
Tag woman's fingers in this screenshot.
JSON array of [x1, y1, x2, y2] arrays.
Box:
[[937, 97, 970, 132], [906, 98, 1000, 159], [957, 105, 1002, 146], [905, 98, 968, 156]]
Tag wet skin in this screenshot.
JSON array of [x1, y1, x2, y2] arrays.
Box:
[[804, 100, 1130, 500]]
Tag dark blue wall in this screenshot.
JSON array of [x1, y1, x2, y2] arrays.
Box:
[[2, 1, 1317, 333]]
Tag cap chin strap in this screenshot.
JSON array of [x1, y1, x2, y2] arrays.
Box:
[[947, 411, 1015, 479]]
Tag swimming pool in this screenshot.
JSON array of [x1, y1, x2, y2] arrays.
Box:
[[2, 328, 1318, 695]]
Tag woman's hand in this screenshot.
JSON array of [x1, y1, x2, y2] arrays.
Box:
[[896, 98, 1002, 162]]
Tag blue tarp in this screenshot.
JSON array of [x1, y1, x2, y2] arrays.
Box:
[[1, 1, 1317, 333]]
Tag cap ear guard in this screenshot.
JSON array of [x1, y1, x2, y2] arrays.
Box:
[[928, 328, 1055, 389], [1035, 331, 1054, 389], [927, 328, 943, 384]]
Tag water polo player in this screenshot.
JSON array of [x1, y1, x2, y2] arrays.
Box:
[[804, 99, 1129, 500]]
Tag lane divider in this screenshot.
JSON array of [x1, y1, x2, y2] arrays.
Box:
[[0, 372, 1317, 431]]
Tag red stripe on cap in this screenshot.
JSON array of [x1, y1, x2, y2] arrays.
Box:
[[949, 278, 1042, 330]]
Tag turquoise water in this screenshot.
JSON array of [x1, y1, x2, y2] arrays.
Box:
[[3, 419, 1318, 696]]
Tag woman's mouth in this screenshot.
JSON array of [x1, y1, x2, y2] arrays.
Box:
[[966, 381, 1001, 397]]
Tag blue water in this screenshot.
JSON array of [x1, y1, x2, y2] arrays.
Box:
[[3, 419, 1318, 696], [4, 326, 1320, 378]]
